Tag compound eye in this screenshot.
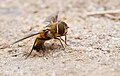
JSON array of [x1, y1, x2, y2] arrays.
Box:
[[57, 22, 65, 35]]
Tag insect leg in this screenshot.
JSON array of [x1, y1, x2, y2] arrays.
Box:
[[55, 37, 65, 49], [59, 35, 68, 45], [25, 38, 38, 59], [26, 38, 49, 59], [65, 35, 68, 45]]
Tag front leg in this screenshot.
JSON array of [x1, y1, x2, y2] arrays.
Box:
[[54, 37, 65, 49], [59, 35, 68, 46]]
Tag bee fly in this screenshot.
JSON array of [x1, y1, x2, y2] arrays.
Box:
[[9, 12, 69, 58]]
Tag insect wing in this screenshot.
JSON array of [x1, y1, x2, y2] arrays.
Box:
[[11, 31, 41, 45], [43, 11, 59, 23]]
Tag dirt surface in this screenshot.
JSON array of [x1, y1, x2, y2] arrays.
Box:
[[0, 0, 120, 76]]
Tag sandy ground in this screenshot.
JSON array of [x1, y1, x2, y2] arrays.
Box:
[[0, 0, 120, 76]]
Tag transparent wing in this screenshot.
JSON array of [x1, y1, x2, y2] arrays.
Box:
[[43, 11, 59, 23], [11, 31, 41, 45]]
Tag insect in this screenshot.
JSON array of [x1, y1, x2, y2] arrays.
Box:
[[10, 12, 69, 58]]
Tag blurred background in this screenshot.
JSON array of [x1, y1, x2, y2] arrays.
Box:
[[0, 0, 120, 76]]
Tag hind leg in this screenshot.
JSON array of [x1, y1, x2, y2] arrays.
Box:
[[25, 38, 38, 59], [25, 38, 46, 59]]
